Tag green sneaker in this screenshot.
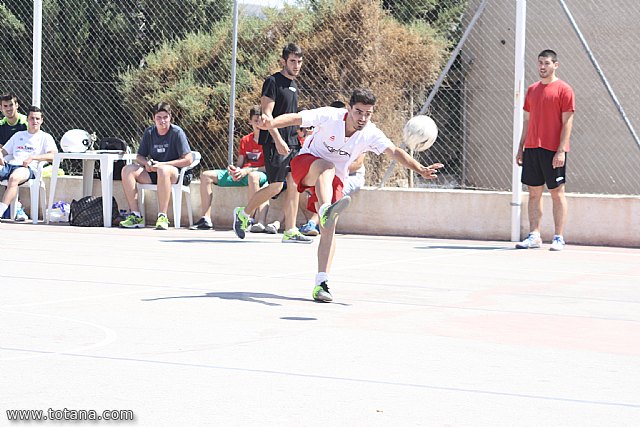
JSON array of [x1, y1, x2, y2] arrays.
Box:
[[282, 228, 313, 244], [119, 213, 144, 228], [155, 215, 170, 230], [233, 207, 250, 239], [319, 196, 351, 229], [312, 282, 333, 302]]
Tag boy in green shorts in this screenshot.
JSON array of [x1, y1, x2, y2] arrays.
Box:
[[191, 105, 272, 231]]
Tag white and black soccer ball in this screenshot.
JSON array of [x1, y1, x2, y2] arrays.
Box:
[[403, 115, 438, 152]]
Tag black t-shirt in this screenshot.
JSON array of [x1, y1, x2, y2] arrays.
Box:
[[259, 72, 299, 148], [0, 114, 28, 146]]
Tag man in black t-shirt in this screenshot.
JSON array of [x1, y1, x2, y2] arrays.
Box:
[[0, 93, 28, 147], [233, 43, 311, 243], [1, 93, 30, 221]]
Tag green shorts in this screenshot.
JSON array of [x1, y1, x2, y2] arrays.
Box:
[[216, 169, 268, 187]]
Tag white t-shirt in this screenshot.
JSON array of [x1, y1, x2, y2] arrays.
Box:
[[299, 107, 393, 181], [3, 130, 57, 169]]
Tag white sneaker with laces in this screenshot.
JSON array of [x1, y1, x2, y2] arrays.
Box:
[[250, 222, 266, 233], [549, 235, 565, 251], [15, 207, 29, 222], [515, 233, 542, 249], [265, 221, 280, 234]]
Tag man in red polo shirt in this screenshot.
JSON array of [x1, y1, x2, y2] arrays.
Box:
[[516, 49, 575, 251], [191, 105, 269, 231]]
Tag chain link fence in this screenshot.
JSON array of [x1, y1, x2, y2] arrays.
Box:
[[414, 0, 640, 194], [1, 0, 638, 195]]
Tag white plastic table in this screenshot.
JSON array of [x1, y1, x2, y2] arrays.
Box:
[[47, 151, 136, 227]]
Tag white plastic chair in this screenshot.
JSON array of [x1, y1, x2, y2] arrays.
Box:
[[137, 151, 201, 228], [0, 161, 47, 224]]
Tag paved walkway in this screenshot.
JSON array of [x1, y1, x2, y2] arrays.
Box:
[[1, 222, 639, 426]]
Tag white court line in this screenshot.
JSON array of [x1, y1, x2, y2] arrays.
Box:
[[0, 289, 157, 309], [401, 257, 640, 280], [0, 310, 118, 361], [331, 245, 513, 274], [0, 348, 638, 409]]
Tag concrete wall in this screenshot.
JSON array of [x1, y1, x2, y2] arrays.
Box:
[[14, 176, 638, 248]]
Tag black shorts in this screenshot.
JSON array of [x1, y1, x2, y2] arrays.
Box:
[[147, 171, 193, 186], [521, 148, 567, 189], [263, 144, 299, 183]]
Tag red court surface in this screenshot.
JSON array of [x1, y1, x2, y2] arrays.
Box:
[[1, 222, 639, 426]]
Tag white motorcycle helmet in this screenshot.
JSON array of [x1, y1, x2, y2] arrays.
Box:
[[60, 129, 92, 153]]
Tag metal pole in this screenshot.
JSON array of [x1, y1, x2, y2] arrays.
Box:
[[227, 0, 240, 165], [558, 0, 640, 150], [378, 0, 488, 187], [511, 0, 527, 242], [32, 0, 43, 107]]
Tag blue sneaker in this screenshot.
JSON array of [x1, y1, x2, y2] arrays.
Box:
[[299, 220, 319, 236], [233, 207, 250, 239]]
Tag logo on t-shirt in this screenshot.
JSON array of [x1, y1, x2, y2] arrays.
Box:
[[154, 143, 168, 154], [323, 140, 351, 157], [16, 145, 34, 153]]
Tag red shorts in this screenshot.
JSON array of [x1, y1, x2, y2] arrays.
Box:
[[291, 153, 344, 214]]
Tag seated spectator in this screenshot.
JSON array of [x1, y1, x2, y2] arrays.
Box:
[[297, 125, 313, 145], [119, 102, 193, 230], [0, 93, 29, 221], [0, 106, 57, 219], [191, 105, 273, 231]]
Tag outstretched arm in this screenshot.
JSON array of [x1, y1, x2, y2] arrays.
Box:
[[383, 146, 444, 180], [259, 112, 303, 130]]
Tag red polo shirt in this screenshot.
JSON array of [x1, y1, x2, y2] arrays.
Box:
[[523, 79, 575, 152]]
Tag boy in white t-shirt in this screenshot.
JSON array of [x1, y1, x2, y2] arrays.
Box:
[[260, 88, 444, 302], [0, 106, 58, 219]]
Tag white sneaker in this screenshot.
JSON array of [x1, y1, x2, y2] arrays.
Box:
[[15, 207, 29, 222], [549, 235, 565, 251], [250, 222, 266, 233], [265, 221, 280, 234], [515, 233, 542, 249]]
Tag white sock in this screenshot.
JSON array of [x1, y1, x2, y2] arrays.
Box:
[[286, 227, 298, 234], [0, 202, 8, 217], [132, 211, 141, 217], [315, 272, 329, 286], [158, 212, 167, 218], [203, 216, 212, 224]]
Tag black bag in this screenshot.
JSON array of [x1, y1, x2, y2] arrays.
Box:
[[69, 196, 119, 227], [99, 137, 128, 180]]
